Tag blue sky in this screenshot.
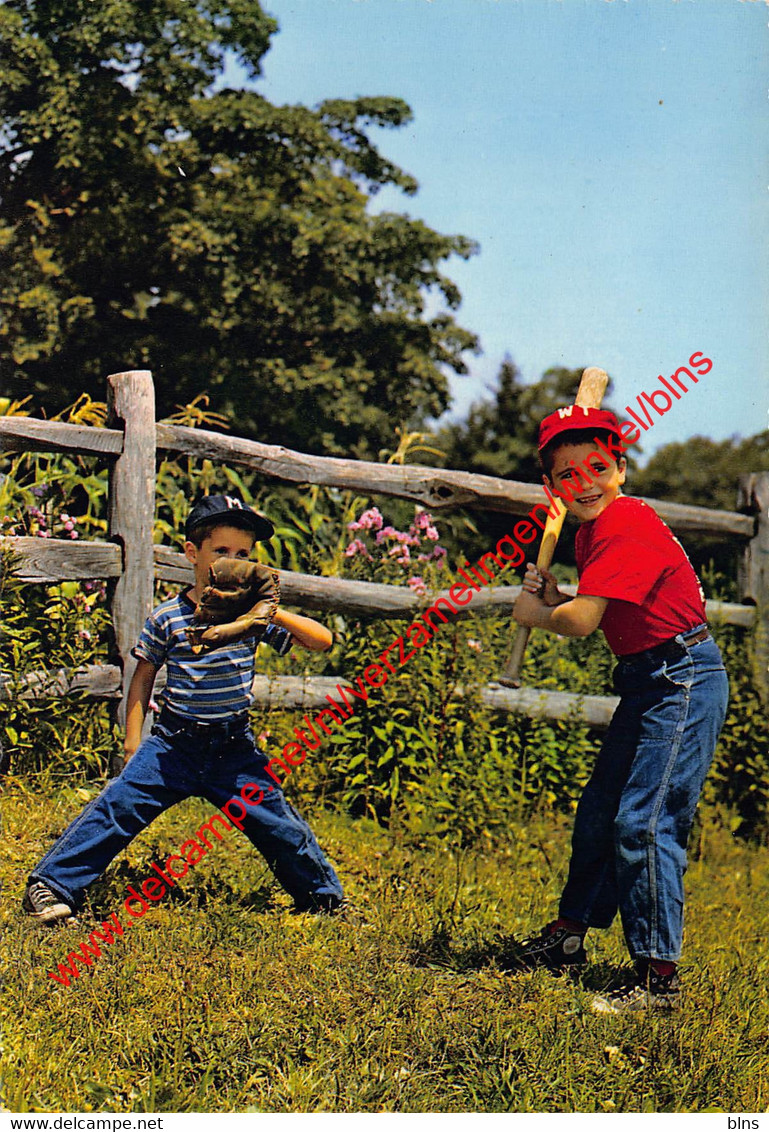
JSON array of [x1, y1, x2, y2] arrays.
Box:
[[235, 0, 768, 460]]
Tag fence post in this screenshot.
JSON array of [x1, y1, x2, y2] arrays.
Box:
[[737, 471, 769, 706], [106, 370, 156, 773]]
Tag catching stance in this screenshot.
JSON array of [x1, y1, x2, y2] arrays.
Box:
[[24, 494, 343, 923], [510, 407, 728, 1013]]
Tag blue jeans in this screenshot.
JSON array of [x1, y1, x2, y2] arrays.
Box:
[[31, 711, 344, 911], [559, 629, 728, 962]]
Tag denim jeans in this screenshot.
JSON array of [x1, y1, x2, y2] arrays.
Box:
[[31, 711, 344, 911], [558, 628, 728, 962]]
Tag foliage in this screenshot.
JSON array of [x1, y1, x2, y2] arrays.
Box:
[[631, 432, 769, 584], [632, 433, 769, 514], [436, 358, 630, 563], [0, 545, 115, 776], [0, 395, 117, 776], [704, 621, 769, 838], [3, 420, 768, 839], [3, 791, 769, 1112], [439, 356, 769, 580], [252, 501, 603, 843], [0, 0, 478, 456], [0, 393, 110, 540]]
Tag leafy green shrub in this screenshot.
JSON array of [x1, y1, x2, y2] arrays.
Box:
[[0, 546, 116, 776], [246, 503, 606, 846], [2, 397, 767, 842], [705, 621, 769, 840]]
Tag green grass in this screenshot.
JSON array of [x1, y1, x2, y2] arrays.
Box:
[[2, 773, 768, 1113]]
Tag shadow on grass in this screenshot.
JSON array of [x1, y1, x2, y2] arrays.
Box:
[[407, 926, 636, 991], [83, 853, 278, 918]]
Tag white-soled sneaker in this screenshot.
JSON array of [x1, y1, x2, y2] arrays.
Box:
[[22, 880, 75, 924], [591, 969, 681, 1014]]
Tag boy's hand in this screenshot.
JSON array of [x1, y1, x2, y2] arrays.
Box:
[[522, 563, 564, 606], [513, 588, 550, 629]]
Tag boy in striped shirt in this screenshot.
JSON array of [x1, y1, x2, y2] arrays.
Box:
[[24, 495, 344, 923]]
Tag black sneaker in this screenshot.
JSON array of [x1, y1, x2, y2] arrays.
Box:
[[591, 967, 681, 1014], [293, 898, 371, 924], [22, 880, 75, 924], [501, 921, 587, 973]]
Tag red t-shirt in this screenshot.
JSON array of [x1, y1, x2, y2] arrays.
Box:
[[575, 496, 706, 656]]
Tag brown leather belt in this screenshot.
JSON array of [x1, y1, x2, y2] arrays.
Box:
[[627, 625, 710, 662]]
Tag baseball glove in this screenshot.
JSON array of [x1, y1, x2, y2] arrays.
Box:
[[186, 559, 281, 654]]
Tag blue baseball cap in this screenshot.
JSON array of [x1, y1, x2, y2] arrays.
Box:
[[184, 495, 274, 542]]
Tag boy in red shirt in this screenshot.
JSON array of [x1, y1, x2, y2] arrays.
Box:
[[511, 407, 728, 1012]]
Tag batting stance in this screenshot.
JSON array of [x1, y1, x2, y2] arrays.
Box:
[[510, 407, 728, 1013], [23, 494, 343, 923]]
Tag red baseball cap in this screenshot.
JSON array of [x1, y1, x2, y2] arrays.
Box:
[[538, 406, 622, 452]]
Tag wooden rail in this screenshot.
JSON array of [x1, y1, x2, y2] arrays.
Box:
[[0, 665, 620, 729], [1, 415, 757, 537], [2, 370, 767, 730], [1, 537, 757, 628]]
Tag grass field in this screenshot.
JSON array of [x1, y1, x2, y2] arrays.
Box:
[[2, 772, 768, 1114]]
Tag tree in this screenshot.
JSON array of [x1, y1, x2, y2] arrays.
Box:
[[438, 356, 612, 485], [442, 357, 769, 581], [436, 358, 619, 561], [631, 434, 769, 514], [0, 0, 478, 456]]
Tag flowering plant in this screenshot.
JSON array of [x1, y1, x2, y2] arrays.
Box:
[[342, 506, 448, 593]]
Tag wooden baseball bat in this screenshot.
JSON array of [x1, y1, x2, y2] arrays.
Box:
[[496, 366, 610, 688]]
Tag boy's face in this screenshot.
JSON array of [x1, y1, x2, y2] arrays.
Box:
[[184, 524, 256, 594], [544, 442, 626, 523]]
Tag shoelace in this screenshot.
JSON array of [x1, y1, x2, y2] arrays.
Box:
[[28, 882, 57, 908], [606, 974, 677, 1002]]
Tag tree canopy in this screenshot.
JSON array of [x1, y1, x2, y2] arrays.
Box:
[[437, 356, 615, 485], [0, 0, 478, 455], [436, 357, 607, 560]]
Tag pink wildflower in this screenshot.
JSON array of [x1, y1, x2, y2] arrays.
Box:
[[348, 507, 384, 532], [358, 508, 384, 531], [344, 538, 370, 559], [389, 543, 411, 564], [413, 512, 434, 531], [424, 525, 440, 541], [408, 576, 427, 595], [375, 526, 397, 544]]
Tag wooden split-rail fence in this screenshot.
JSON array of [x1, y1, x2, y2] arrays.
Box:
[[1, 370, 767, 764]]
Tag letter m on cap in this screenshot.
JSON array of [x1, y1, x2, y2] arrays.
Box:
[[225, 496, 244, 510]]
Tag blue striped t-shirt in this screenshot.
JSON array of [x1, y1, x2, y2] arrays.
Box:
[[131, 590, 292, 721]]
